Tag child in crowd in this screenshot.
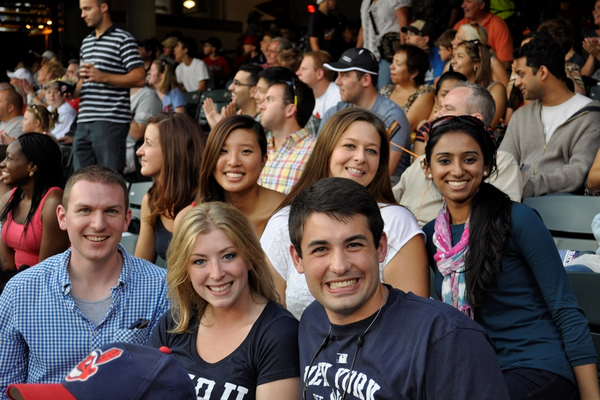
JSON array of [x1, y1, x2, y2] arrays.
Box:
[[44, 80, 77, 140], [436, 29, 456, 66], [203, 36, 231, 89]]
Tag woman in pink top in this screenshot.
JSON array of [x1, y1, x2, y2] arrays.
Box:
[[0, 133, 68, 277]]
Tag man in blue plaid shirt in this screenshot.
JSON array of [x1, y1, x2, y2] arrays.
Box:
[[0, 166, 169, 398]]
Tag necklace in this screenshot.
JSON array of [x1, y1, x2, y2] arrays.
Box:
[[302, 286, 389, 400]]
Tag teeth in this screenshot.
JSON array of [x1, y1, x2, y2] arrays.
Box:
[[209, 283, 232, 292], [226, 173, 243, 178], [329, 279, 357, 289], [347, 168, 364, 175], [448, 181, 466, 187], [87, 236, 107, 242]]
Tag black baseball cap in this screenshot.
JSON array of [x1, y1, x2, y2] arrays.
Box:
[[324, 48, 378, 75], [401, 20, 434, 38]]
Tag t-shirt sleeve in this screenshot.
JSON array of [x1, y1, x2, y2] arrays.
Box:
[[195, 60, 210, 82], [425, 327, 510, 399], [120, 34, 144, 71], [134, 91, 162, 124], [146, 310, 172, 349], [414, 121, 431, 143], [260, 210, 292, 281], [173, 89, 187, 108], [255, 311, 300, 385], [381, 205, 424, 268]]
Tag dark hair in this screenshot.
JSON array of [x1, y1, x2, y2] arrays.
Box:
[[289, 177, 384, 258], [354, 70, 378, 88], [436, 29, 456, 49], [197, 115, 266, 203], [257, 66, 295, 85], [179, 37, 198, 58], [424, 116, 511, 307], [204, 36, 222, 51], [238, 63, 263, 86], [395, 44, 430, 86], [146, 113, 205, 226], [0, 133, 63, 231], [513, 31, 566, 81], [278, 108, 395, 211], [435, 71, 468, 95], [273, 78, 315, 127]]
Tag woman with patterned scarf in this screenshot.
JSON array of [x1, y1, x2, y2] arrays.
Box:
[[421, 115, 599, 400]]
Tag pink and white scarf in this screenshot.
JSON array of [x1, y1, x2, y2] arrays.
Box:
[[433, 204, 473, 319]]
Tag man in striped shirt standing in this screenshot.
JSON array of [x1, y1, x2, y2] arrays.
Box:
[[73, 0, 145, 173]]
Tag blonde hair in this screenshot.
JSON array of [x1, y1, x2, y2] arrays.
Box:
[[166, 202, 279, 333], [459, 23, 489, 44], [26, 104, 57, 132]]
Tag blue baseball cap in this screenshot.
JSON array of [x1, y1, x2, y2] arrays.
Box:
[[6, 343, 196, 400]]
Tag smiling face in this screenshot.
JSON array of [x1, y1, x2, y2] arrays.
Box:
[[228, 70, 255, 109], [214, 128, 266, 195], [450, 45, 476, 80], [187, 228, 251, 311], [594, 0, 600, 26], [329, 121, 380, 187], [136, 123, 164, 179], [426, 131, 487, 214], [514, 56, 542, 101], [435, 86, 471, 118], [290, 212, 387, 324], [57, 180, 131, 268], [21, 110, 40, 133], [0, 140, 35, 186], [266, 41, 280, 65], [461, 0, 486, 21]]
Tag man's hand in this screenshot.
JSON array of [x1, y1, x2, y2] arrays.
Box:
[[79, 63, 106, 83]]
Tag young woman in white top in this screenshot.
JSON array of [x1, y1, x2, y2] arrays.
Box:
[[260, 107, 428, 319]]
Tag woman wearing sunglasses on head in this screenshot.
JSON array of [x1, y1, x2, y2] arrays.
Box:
[[422, 115, 599, 400]]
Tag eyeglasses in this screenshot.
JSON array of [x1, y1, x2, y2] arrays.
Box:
[[431, 115, 485, 134], [232, 79, 254, 87]]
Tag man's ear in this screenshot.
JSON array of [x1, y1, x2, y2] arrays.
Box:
[[57, 205, 67, 231], [537, 65, 549, 81], [316, 68, 325, 80], [290, 244, 304, 274], [250, 85, 258, 98], [361, 73, 372, 88], [122, 208, 132, 233], [377, 232, 388, 264], [100, 2, 109, 14]]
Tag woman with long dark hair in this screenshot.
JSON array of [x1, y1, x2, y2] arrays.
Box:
[[175, 115, 285, 236], [0, 133, 68, 274], [261, 108, 427, 319], [134, 113, 205, 263], [422, 116, 599, 400]]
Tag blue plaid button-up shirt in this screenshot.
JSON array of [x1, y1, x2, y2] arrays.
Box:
[[0, 245, 169, 397]]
